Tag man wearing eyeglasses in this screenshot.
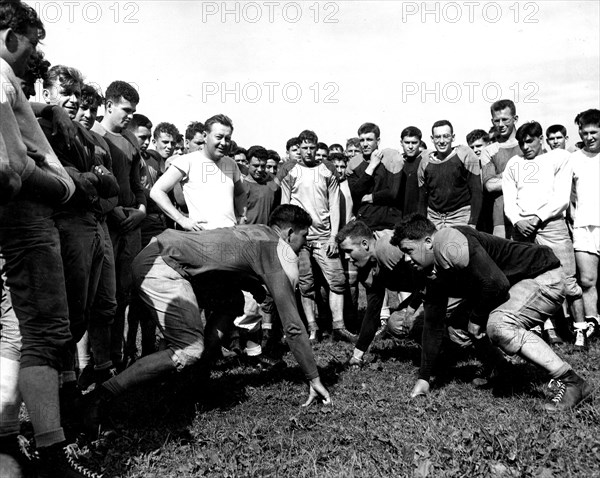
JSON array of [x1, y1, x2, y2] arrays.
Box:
[[417, 120, 482, 229]]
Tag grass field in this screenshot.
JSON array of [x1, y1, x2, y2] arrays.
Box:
[[84, 321, 600, 477]]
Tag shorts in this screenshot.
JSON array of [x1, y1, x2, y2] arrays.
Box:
[[572, 226, 600, 255]]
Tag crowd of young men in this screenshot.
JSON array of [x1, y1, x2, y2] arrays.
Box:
[[1, 1, 599, 476]]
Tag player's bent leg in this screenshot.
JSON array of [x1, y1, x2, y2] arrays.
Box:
[[487, 270, 591, 410]]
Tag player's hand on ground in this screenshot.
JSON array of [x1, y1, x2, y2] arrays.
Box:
[[410, 379, 430, 398], [303, 377, 331, 407], [347, 355, 364, 369], [467, 320, 485, 340]]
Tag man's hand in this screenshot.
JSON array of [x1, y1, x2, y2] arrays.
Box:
[[22, 137, 47, 165], [325, 239, 338, 257], [410, 379, 430, 398], [365, 149, 382, 175], [112, 206, 127, 223], [515, 219, 536, 237], [51, 106, 77, 149], [302, 377, 331, 407], [80, 171, 99, 186], [527, 216, 542, 230], [120, 207, 146, 233], [347, 355, 364, 369], [361, 194, 373, 204], [177, 217, 207, 231], [467, 320, 485, 340]]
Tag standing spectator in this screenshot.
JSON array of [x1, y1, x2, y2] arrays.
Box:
[[503, 121, 588, 348], [481, 99, 522, 238], [345, 137, 361, 159], [466, 129, 491, 158], [74, 83, 121, 388], [150, 114, 246, 231], [92, 81, 147, 370], [278, 130, 354, 342], [418, 120, 482, 229], [546, 124, 569, 151], [1, 2, 100, 474], [285, 137, 301, 163], [266, 149, 281, 176], [570, 109, 600, 339], [399, 126, 427, 217], [185, 121, 205, 153]]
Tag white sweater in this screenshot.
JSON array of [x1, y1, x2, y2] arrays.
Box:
[[502, 149, 572, 225]]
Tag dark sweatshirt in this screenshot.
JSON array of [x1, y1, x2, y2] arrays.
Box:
[[156, 225, 319, 380]]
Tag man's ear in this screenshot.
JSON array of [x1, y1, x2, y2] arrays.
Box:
[[2, 29, 18, 52], [283, 226, 294, 243], [424, 236, 434, 250], [361, 238, 370, 251], [513, 115, 519, 124]]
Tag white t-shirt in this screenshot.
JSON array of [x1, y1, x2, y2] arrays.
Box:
[[170, 152, 241, 229], [570, 148, 600, 228]]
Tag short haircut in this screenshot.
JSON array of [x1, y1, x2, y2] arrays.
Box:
[[346, 137, 360, 149], [357, 122, 380, 138], [298, 130, 318, 145], [431, 120, 453, 135], [516, 121, 543, 144], [546, 124, 567, 137], [80, 83, 104, 109], [42, 64, 83, 92], [204, 114, 233, 133], [127, 114, 152, 131], [268, 204, 312, 230], [490, 99, 516, 116], [105, 80, 139, 105], [266, 149, 281, 162], [329, 152, 347, 164], [247, 145, 268, 161], [401, 126, 422, 140], [316, 142, 329, 152], [153, 122, 179, 140], [329, 143, 344, 152], [185, 121, 205, 140], [390, 214, 437, 247], [336, 220, 373, 245], [286, 137, 299, 151], [466, 129, 490, 145], [0, 1, 45, 40], [574, 109, 600, 128], [233, 146, 247, 157]]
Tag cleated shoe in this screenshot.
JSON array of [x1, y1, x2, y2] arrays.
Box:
[[37, 442, 102, 478], [544, 370, 593, 412]]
